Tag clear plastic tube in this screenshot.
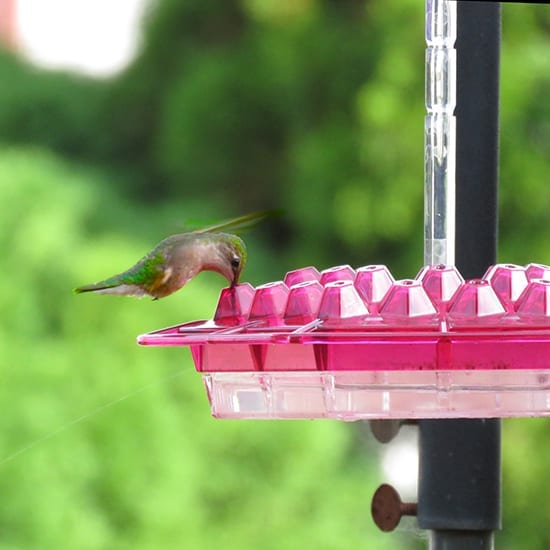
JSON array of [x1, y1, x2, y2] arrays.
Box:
[[424, 0, 456, 266]]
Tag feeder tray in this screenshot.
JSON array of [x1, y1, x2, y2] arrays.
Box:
[[138, 263, 550, 420]]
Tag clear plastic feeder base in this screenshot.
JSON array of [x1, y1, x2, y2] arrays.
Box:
[[204, 370, 550, 420], [138, 263, 550, 419]]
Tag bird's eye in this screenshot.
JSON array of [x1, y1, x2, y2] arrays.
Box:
[[231, 257, 240, 269]]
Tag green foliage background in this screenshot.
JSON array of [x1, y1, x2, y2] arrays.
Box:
[[0, 0, 548, 548]]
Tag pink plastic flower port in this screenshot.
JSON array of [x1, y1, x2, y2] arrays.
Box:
[[354, 265, 395, 314], [516, 279, 550, 321], [283, 266, 321, 287], [319, 265, 356, 285], [483, 264, 529, 312], [214, 283, 255, 326], [417, 264, 464, 312], [447, 279, 506, 325], [318, 280, 369, 321], [379, 280, 437, 322], [248, 282, 290, 326], [525, 263, 550, 282], [284, 281, 324, 325]]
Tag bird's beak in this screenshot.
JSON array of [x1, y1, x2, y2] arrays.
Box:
[[230, 267, 241, 287]]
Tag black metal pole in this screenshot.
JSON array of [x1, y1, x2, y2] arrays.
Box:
[[417, 3, 502, 549], [454, 2, 500, 279]]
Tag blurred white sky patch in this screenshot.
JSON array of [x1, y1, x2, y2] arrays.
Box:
[[16, 0, 153, 77], [381, 426, 418, 500]]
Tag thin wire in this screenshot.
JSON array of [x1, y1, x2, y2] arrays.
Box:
[[0, 368, 193, 467]]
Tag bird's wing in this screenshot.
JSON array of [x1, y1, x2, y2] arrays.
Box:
[[190, 210, 281, 235]]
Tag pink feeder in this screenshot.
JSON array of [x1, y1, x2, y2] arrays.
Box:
[[138, 263, 550, 419]]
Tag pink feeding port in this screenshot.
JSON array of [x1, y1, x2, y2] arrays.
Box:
[[284, 281, 324, 325], [516, 279, 550, 321], [284, 266, 321, 287], [214, 283, 255, 326], [483, 264, 529, 312], [138, 263, 550, 419], [379, 279, 437, 323], [248, 282, 290, 326], [354, 265, 394, 314], [319, 265, 356, 285], [318, 281, 369, 321], [447, 279, 506, 325], [417, 264, 464, 312], [525, 263, 550, 282]]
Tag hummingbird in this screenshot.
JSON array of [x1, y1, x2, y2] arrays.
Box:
[[74, 211, 272, 300]]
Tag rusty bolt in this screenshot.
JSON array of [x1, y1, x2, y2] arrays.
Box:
[[371, 483, 417, 532]]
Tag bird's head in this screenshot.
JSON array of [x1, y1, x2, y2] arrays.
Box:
[[205, 234, 247, 287]]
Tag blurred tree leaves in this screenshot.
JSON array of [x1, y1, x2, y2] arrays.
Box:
[[0, 53, 105, 158]]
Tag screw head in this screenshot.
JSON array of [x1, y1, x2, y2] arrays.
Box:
[[371, 484, 417, 532], [371, 484, 402, 532]]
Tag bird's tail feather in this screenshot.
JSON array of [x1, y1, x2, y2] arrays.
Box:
[[74, 281, 146, 297], [74, 282, 117, 294]]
